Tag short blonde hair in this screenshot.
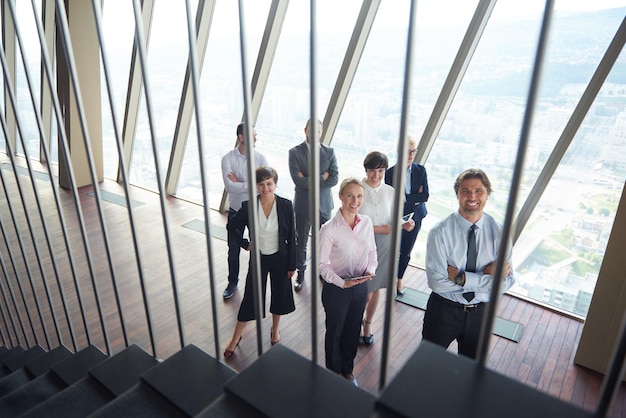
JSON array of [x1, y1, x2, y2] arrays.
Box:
[[339, 177, 363, 195]]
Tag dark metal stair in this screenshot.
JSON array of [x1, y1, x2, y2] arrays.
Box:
[[22, 344, 159, 417], [375, 340, 596, 418], [89, 344, 237, 417], [0, 345, 46, 378], [199, 344, 376, 418], [0, 344, 108, 416], [0, 345, 72, 398]]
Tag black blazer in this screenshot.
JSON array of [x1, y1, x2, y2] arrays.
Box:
[[228, 195, 297, 271], [385, 162, 429, 219]]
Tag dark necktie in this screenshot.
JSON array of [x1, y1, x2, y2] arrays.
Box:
[[463, 224, 477, 302]]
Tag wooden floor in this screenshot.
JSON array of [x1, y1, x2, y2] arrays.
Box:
[[0, 171, 624, 417]]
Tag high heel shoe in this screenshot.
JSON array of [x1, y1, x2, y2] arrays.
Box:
[[223, 336, 242, 358], [270, 328, 280, 346], [361, 319, 374, 346]]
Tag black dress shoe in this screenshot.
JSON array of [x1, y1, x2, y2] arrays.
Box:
[[362, 334, 374, 346], [294, 270, 305, 292], [223, 283, 237, 299]]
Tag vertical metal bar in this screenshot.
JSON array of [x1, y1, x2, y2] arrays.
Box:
[[218, 0, 289, 214], [236, 0, 264, 357], [513, 15, 626, 242], [0, 68, 61, 350], [0, 95, 53, 350], [320, 0, 380, 147], [415, 0, 496, 164], [165, 0, 216, 196], [476, 0, 554, 365], [29, 0, 96, 349], [54, 0, 119, 353], [0, 249, 24, 346], [7, 0, 78, 351], [308, 0, 320, 365], [120, 0, 155, 181], [90, 0, 156, 357], [130, 0, 186, 349], [379, 0, 418, 391], [183, 0, 222, 359]]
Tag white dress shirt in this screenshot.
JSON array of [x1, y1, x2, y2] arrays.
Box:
[[425, 211, 515, 304]]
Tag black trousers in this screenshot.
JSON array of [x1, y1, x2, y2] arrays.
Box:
[[226, 208, 242, 285], [237, 253, 296, 322], [422, 292, 486, 359], [321, 281, 368, 376], [397, 215, 422, 279]]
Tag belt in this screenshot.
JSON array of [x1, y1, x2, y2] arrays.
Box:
[[432, 292, 485, 312]]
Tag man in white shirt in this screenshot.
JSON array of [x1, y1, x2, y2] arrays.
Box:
[[423, 168, 515, 358], [220, 123, 268, 299]]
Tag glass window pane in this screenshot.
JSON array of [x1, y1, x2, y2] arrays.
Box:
[[253, 0, 363, 204], [15, 1, 42, 159], [101, 0, 135, 179], [424, 2, 626, 318], [175, 1, 270, 206], [333, 0, 478, 263]]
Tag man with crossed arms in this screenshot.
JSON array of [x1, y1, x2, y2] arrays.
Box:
[[423, 168, 515, 359]]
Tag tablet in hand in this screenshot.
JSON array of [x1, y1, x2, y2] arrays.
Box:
[[345, 274, 375, 281]]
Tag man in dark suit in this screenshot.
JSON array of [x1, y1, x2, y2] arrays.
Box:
[[288, 119, 339, 291], [385, 137, 429, 295]]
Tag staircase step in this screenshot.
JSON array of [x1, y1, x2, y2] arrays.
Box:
[[222, 344, 376, 418], [88, 383, 188, 417], [25, 345, 73, 378], [51, 345, 109, 386], [90, 344, 236, 417], [90, 344, 158, 396], [21, 344, 158, 418], [0, 346, 72, 398], [376, 341, 595, 418], [0, 345, 46, 377], [21, 376, 113, 418], [0, 345, 108, 416], [196, 393, 266, 418], [0, 346, 24, 364]]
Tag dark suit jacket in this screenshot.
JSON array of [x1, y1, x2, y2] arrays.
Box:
[[288, 141, 339, 215], [228, 195, 297, 271], [385, 162, 429, 219]]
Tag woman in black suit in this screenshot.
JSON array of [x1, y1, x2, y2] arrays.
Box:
[[223, 166, 297, 357]]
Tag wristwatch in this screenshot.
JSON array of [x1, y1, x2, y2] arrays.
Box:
[[454, 271, 465, 286]]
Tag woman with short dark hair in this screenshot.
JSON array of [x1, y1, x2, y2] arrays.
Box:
[[223, 166, 297, 357]]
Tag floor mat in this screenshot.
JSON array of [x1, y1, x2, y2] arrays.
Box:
[[396, 287, 524, 342], [182, 218, 228, 241], [87, 190, 144, 208]]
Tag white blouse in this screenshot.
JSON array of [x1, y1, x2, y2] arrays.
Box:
[[360, 180, 395, 226], [256, 200, 279, 255]]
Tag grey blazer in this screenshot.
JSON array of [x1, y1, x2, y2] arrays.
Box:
[[288, 141, 339, 215]]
